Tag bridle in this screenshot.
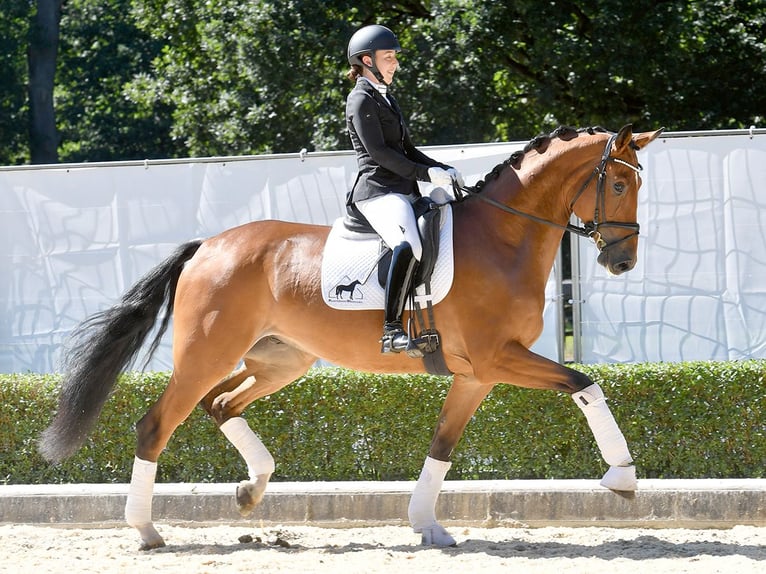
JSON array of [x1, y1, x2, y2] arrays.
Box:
[[453, 132, 643, 252]]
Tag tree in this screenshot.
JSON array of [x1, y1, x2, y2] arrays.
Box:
[[126, 0, 437, 155], [469, 0, 765, 135], [655, 0, 766, 129], [55, 0, 182, 162], [0, 1, 31, 165], [27, 0, 62, 164], [2, 0, 764, 164], [124, 0, 766, 158]]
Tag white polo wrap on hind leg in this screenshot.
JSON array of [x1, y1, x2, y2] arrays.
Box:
[[572, 383, 632, 467], [125, 456, 157, 527], [220, 416, 275, 480]]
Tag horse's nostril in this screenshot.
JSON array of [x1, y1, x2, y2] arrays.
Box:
[[616, 261, 633, 272]]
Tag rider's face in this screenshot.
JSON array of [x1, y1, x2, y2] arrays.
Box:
[[364, 50, 399, 85]]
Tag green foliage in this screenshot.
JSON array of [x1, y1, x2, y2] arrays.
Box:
[[0, 0, 32, 165], [417, 0, 766, 137], [1, 361, 763, 485], [55, 0, 183, 162], [2, 0, 765, 164], [126, 1, 401, 155]]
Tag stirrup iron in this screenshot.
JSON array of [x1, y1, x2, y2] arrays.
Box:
[[381, 324, 409, 354]]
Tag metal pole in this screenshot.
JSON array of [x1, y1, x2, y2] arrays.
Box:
[[569, 219, 583, 364], [553, 247, 565, 364]]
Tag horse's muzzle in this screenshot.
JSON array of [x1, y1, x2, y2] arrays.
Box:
[[591, 224, 639, 276], [597, 248, 637, 275]]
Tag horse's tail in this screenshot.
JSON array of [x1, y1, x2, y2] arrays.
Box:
[[39, 240, 204, 463]]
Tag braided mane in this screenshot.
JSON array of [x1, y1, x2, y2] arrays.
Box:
[[468, 126, 609, 194]]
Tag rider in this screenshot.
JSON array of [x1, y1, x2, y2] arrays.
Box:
[[345, 24, 464, 354]]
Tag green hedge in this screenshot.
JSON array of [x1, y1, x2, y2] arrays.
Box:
[[1, 361, 763, 485]]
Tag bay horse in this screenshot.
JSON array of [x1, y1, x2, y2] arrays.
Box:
[[39, 124, 663, 549]]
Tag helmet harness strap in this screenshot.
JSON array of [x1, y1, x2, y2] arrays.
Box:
[[362, 53, 386, 84]]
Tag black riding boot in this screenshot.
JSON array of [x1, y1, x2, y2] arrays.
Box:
[[381, 242, 418, 354]]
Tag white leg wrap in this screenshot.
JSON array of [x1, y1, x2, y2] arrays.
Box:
[[125, 456, 157, 528], [220, 417, 275, 480], [600, 464, 637, 491], [408, 456, 451, 531], [572, 383, 633, 467]]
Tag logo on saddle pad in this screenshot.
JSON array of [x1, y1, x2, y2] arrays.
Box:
[[321, 206, 455, 310]]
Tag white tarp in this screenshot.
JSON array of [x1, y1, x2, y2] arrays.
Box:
[[579, 132, 766, 362], [0, 143, 562, 373], [9, 130, 760, 373]]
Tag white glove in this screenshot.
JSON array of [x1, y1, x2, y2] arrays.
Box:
[[429, 186, 455, 205], [446, 167, 465, 187], [428, 167, 453, 187]]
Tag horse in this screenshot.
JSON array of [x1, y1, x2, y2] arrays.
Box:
[[39, 124, 663, 550]]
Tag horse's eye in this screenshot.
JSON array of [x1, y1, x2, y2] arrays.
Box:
[[613, 181, 626, 195]]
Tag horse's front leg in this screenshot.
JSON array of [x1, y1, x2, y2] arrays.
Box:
[[485, 342, 637, 492], [571, 382, 637, 492], [410, 374, 494, 546]]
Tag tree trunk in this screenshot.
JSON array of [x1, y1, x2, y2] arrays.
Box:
[[27, 0, 62, 164]]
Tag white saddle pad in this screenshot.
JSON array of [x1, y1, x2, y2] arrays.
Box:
[[321, 206, 455, 310]]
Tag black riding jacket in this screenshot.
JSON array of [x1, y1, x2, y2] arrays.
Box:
[[345, 78, 448, 206]]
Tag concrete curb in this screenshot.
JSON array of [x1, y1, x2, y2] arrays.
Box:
[[1, 479, 764, 529]]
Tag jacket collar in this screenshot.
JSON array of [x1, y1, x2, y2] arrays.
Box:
[[356, 77, 396, 109]]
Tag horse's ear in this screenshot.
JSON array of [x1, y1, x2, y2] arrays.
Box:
[[613, 124, 634, 153], [632, 127, 665, 150]]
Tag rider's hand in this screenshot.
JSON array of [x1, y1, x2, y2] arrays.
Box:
[[446, 167, 465, 188], [428, 167, 453, 187], [429, 186, 455, 204]]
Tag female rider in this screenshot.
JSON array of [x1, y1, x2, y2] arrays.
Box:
[[345, 24, 463, 354]]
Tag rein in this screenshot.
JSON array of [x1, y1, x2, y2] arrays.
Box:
[[453, 132, 643, 252]]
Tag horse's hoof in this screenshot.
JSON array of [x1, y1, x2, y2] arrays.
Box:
[[610, 489, 637, 500], [600, 464, 637, 492], [418, 524, 457, 547], [235, 475, 270, 516], [136, 524, 166, 551], [139, 539, 167, 551]]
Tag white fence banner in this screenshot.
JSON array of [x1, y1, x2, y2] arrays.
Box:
[[578, 132, 766, 362], [1, 144, 562, 373], [10, 129, 760, 373]]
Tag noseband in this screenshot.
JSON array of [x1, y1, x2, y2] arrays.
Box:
[[455, 132, 643, 253]]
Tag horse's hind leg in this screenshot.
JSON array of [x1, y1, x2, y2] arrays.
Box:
[[199, 336, 317, 516], [126, 366, 235, 550], [125, 305, 263, 549]]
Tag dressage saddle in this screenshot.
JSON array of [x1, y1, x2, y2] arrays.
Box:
[[343, 196, 444, 289]]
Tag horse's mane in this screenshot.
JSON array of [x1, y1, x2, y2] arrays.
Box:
[[468, 126, 609, 194]]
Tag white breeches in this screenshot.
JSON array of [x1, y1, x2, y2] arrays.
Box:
[[356, 193, 423, 261]]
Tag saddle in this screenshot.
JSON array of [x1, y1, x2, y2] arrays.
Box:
[[344, 195, 443, 289], [329, 195, 452, 376]]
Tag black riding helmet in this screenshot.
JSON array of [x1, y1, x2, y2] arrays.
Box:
[[347, 24, 401, 84]]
